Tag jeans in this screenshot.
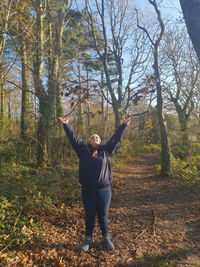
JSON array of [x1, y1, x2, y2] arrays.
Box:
[[81, 187, 112, 236]]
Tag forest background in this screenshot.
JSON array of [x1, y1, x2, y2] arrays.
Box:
[[0, 0, 199, 259]]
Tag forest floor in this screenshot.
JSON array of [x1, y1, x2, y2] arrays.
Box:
[[3, 153, 200, 267]]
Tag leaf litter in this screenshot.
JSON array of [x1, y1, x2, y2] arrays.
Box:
[[1, 153, 200, 266]]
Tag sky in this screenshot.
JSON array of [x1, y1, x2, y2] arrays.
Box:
[[135, 0, 182, 20], [75, 0, 183, 24]]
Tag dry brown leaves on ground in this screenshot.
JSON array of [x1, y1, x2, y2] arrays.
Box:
[[1, 153, 200, 266]]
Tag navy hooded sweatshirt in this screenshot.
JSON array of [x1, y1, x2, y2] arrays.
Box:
[[63, 123, 127, 188]]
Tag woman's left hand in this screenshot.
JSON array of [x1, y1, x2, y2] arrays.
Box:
[[123, 117, 132, 126], [59, 117, 69, 124]]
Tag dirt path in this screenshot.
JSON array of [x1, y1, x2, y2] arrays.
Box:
[[6, 153, 200, 266]]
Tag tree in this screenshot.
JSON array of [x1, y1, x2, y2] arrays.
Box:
[[0, 0, 17, 120], [179, 0, 200, 61], [84, 0, 149, 129], [62, 16, 105, 135], [12, 1, 33, 139], [136, 0, 171, 177], [161, 25, 200, 147], [30, 0, 73, 165]]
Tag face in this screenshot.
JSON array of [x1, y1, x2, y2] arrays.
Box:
[[89, 135, 101, 148]]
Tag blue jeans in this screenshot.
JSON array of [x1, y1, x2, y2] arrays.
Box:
[[81, 187, 112, 236]]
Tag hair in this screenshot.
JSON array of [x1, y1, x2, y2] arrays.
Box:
[[88, 134, 101, 143]]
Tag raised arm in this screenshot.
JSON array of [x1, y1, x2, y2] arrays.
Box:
[[59, 117, 83, 157], [105, 117, 131, 156]]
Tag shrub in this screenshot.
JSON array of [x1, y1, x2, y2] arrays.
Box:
[[191, 142, 200, 156], [170, 155, 199, 182], [128, 143, 160, 157], [0, 160, 80, 249], [0, 144, 16, 163], [0, 196, 38, 249], [171, 144, 190, 160]]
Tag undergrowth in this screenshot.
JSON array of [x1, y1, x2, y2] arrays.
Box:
[[0, 139, 80, 251], [169, 142, 200, 188]]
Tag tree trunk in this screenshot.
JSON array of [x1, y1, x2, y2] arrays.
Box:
[[77, 100, 83, 135], [0, 0, 13, 121], [154, 51, 171, 177], [86, 67, 91, 132], [35, 95, 49, 165], [100, 72, 105, 134], [0, 31, 6, 121], [0, 82, 5, 120], [56, 89, 63, 118], [140, 0, 171, 177], [33, 0, 49, 166], [7, 93, 11, 119], [20, 41, 31, 139], [171, 98, 190, 147], [103, 63, 122, 129], [37, 115, 48, 165], [77, 64, 83, 135], [55, 9, 63, 119], [179, 0, 200, 61], [176, 107, 189, 144], [33, 0, 66, 165], [36, 96, 55, 165], [114, 104, 123, 129]]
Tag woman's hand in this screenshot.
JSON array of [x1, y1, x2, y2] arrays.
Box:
[[123, 117, 132, 126], [59, 117, 69, 124]]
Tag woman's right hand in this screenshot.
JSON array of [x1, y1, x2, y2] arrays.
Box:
[[58, 117, 69, 124]]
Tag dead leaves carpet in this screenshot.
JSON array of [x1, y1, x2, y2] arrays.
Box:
[[3, 153, 200, 267]]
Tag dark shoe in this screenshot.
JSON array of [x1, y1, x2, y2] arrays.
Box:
[[103, 234, 115, 250], [81, 236, 92, 252]]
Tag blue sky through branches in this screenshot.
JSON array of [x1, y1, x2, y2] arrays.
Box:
[[135, 0, 182, 20]]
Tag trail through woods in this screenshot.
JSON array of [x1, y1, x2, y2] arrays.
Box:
[[3, 153, 200, 266]]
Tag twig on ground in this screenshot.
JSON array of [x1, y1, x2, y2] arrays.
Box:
[[135, 226, 148, 240], [0, 239, 15, 253], [151, 209, 156, 236]]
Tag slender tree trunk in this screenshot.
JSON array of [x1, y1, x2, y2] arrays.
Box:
[[47, 22, 58, 162], [136, 0, 171, 177], [20, 41, 31, 139], [77, 99, 83, 135], [86, 67, 90, 132], [86, 102, 90, 132], [77, 64, 83, 135], [106, 84, 109, 135], [7, 93, 11, 119], [154, 51, 171, 177], [0, 0, 12, 121], [101, 71, 105, 133], [0, 37, 6, 121], [0, 82, 5, 120], [55, 9, 63, 119]]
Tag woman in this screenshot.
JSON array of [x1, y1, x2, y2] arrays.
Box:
[[59, 116, 131, 251]]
